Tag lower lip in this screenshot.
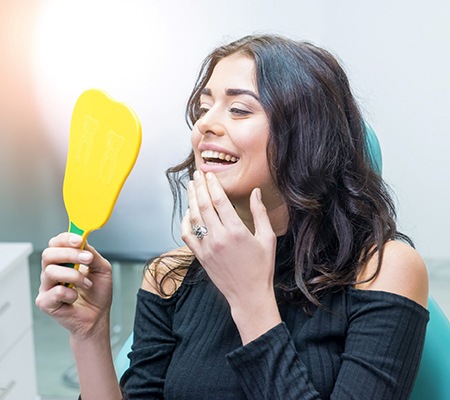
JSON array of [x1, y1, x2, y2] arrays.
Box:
[[199, 161, 237, 174]]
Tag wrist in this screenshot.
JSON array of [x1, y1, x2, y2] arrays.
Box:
[[69, 317, 114, 375], [69, 317, 121, 400], [230, 293, 282, 345], [70, 314, 111, 344]]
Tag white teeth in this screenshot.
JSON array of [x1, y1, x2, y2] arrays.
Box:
[[201, 150, 239, 163]]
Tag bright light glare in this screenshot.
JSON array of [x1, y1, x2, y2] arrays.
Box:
[[31, 0, 168, 159]]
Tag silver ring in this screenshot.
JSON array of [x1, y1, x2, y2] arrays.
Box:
[[192, 225, 208, 240]]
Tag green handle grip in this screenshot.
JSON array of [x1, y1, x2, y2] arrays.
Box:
[[63, 221, 86, 287]]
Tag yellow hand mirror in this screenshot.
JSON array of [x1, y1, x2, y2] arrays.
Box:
[[63, 89, 141, 272]]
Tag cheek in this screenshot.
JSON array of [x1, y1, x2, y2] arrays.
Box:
[[243, 132, 269, 164], [191, 128, 200, 150], [191, 126, 200, 147], [191, 129, 202, 168], [246, 135, 272, 181]]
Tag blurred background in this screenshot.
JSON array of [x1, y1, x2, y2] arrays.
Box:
[[1, 0, 449, 398]]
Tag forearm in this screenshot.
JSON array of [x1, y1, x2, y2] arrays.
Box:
[[70, 322, 122, 400], [230, 292, 282, 345]]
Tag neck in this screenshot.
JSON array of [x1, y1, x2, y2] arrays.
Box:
[[235, 199, 289, 236]]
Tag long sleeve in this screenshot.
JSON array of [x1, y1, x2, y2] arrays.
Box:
[[119, 288, 182, 399], [226, 289, 429, 400], [227, 322, 321, 399]]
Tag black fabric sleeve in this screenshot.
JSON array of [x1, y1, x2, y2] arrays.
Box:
[[226, 289, 429, 400], [227, 322, 321, 399], [332, 289, 428, 399], [119, 288, 181, 399]]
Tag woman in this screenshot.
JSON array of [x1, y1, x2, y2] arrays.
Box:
[[36, 35, 429, 399]]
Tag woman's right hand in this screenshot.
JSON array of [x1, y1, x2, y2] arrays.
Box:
[[35, 232, 113, 339]]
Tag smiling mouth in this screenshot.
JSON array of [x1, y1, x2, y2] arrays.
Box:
[[201, 150, 239, 164]]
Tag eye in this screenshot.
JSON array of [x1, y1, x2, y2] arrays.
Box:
[[228, 107, 251, 117], [196, 106, 210, 118]]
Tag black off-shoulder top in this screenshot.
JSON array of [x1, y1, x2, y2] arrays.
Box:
[[119, 236, 429, 399]]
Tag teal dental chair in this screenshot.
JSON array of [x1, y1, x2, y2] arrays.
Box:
[[410, 296, 450, 399], [114, 125, 450, 398]]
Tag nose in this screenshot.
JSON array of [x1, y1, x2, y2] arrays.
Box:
[[195, 107, 226, 137]]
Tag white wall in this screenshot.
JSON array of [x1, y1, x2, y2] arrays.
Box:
[[1, 0, 448, 260], [317, 1, 450, 259]]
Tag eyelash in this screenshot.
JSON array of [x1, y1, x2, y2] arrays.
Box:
[[198, 107, 209, 117], [197, 106, 251, 118], [228, 107, 251, 116]]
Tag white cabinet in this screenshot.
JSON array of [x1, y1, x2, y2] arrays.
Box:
[[0, 243, 39, 400]]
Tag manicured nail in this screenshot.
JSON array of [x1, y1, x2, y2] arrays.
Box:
[[206, 172, 213, 180], [255, 188, 262, 201], [193, 170, 200, 180], [69, 234, 81, 246], [83, 278, 93, 288], [79, 251, 91, 263]]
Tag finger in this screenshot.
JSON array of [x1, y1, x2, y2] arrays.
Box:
[[250, 188, 276, 242], [48, 232, 84, 249], [41, 246, 93, 270], [181, 208, 197, 249], [40, 263, 93, 291], [192, 171, 222, 226], [205, 172, 242, 227], [187, 179, 206, 229], [186, 180, 210, 243], [78, 263, 90, 276], [82, 241, 111, 274], [45, 233, 110, 276], [36, 284, 79, 315]]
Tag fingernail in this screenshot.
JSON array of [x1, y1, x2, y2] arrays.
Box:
[[83, 278, 93, 288], [79, 251, 91, 263], [206, 172, 213, 180], [69, 234, 81, 246], [193, 170, 200, 180], [255, 188, 262, 201]]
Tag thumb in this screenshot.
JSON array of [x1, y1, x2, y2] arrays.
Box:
[[83, 241, 110, 274]]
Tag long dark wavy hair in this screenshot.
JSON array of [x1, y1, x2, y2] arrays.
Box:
[[150, 34, 411, 307]]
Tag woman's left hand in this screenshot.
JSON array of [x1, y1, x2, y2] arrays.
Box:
[[181, 171, 282, 344]]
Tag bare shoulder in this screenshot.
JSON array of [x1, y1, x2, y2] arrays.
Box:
[[355, 240, 429, 308], [141, 245, 194, 298]]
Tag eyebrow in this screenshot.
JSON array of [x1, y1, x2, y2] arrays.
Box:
[[201, 87, 260, 101]]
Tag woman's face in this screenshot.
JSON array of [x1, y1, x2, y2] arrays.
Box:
[[191, 54, 282, 210]]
